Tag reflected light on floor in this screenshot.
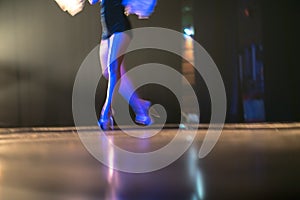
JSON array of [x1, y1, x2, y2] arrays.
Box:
[[195, 170, 205, 200], [188, 147, 205, 200], [107, 137, 115, 183], [102, 136, 120, 200]]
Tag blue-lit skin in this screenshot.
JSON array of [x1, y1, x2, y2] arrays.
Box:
[[82, 0, 153, 129], [99, 33, 152, 129], [94, 0, 152, 129], [99, 33, 130, 129]]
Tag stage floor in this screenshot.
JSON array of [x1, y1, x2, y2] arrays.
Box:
[[0, 123, 300, 200]]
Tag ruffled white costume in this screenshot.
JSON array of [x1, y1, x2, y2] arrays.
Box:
[[55, 0, 157, 19]]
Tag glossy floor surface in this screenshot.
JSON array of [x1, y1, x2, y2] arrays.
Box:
[[0, 123, 300, 200]]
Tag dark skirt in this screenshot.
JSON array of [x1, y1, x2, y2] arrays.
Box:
[[101, 0, 132, 40]]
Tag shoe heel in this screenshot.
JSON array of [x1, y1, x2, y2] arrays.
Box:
[[141, 99, 160, 118], [149, 106, 160, 118], [109, 116, 114, 130], [134, 99, 161, 126]]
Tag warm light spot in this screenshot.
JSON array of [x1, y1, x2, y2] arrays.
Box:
[[0, 164, 2, 197], [244, 8, 250, 17]]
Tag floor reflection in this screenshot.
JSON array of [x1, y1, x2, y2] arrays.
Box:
[[0, 125, 300, 199], [100, 133, 205, 200]]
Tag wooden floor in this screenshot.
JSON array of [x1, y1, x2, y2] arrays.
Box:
[[0, 123, 300, 200]]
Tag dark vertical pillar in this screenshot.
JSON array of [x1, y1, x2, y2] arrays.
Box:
[[193, 0, 242, 123], [261, 0, 300, 121]]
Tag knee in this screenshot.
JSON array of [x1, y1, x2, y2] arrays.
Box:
[[103, 69, 109, 79]]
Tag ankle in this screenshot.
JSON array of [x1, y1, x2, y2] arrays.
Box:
[[101, 106, 112, 119]]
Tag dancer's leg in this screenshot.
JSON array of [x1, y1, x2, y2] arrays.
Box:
[[99, 39, 109, 79], [99, 39, 113, 129], [100, 39, 138, 108], [100, 32, 131, 128], [119, 63, 140, 106], [119, 62, 153, 125], [99, 33, 152, 126]]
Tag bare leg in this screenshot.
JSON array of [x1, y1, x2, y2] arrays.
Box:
[[119, 63, 140, 107], [100, 37, 137, 104], [99, 39, 109, 79], [99, 32, 130, 129], [99, 33, 152, 127]]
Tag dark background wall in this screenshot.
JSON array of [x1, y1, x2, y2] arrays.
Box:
[[193, 0, 300, 123], [0, 0, 299, 127], [0, 0, 181, 127], [193, 0, 241, 123], [0, 0, 100, 127], [261, 0, 300, 121]]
